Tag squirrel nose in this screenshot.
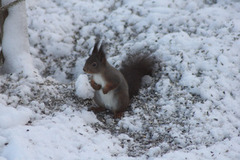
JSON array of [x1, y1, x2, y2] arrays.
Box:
[[83, 67, 86, 72]]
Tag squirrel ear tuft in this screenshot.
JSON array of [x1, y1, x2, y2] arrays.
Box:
[[98, 44, 106, 63], [92, 41, 99, 55], [98, 44, 105, 56]]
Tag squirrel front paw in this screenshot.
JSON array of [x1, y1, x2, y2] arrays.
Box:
[[102, 87, 109, 94], [102, 83, 116, 94], [90, 79, 101, 90]]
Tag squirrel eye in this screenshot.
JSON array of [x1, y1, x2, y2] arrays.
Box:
[[92, 62, 97, 67]]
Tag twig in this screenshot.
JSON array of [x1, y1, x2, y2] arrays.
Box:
[[0, 0, 24, 13]]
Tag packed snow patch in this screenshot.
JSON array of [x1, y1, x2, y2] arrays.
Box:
[[0, 104, 32, 129]]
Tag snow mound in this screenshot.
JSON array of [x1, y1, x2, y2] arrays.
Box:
[[75, 74, 94, 99]]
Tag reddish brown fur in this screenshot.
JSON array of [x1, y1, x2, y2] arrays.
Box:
[[90, 78, 101, 90], [102, 82, 117, 94]]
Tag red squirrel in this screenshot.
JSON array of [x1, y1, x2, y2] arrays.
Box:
[[83, 41, 154, 118]]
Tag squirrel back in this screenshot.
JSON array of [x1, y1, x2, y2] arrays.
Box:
[[120, 54, 154, 99]]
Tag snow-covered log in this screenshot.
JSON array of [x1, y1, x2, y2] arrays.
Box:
[[0, 0, 36, 75], [0, 1, 8, 65]]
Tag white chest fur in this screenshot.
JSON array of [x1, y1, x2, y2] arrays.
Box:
[[93, 74, 117, 110], [93, 74, 106, 87]]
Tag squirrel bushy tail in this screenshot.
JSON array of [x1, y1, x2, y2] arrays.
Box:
[[120, 55, 154, 99]]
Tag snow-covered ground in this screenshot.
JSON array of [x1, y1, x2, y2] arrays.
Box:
[[1, 0, 240, 159]]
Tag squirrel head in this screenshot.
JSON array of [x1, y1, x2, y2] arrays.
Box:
[[83, 41, 107, 74]]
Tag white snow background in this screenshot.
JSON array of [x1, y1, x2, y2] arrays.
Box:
[[1, 0, 240, 159]]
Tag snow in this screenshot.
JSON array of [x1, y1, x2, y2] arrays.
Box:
[[0, 0, 240, 159], [0, 104, 32, 129], [1, 111, 128, 160]]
